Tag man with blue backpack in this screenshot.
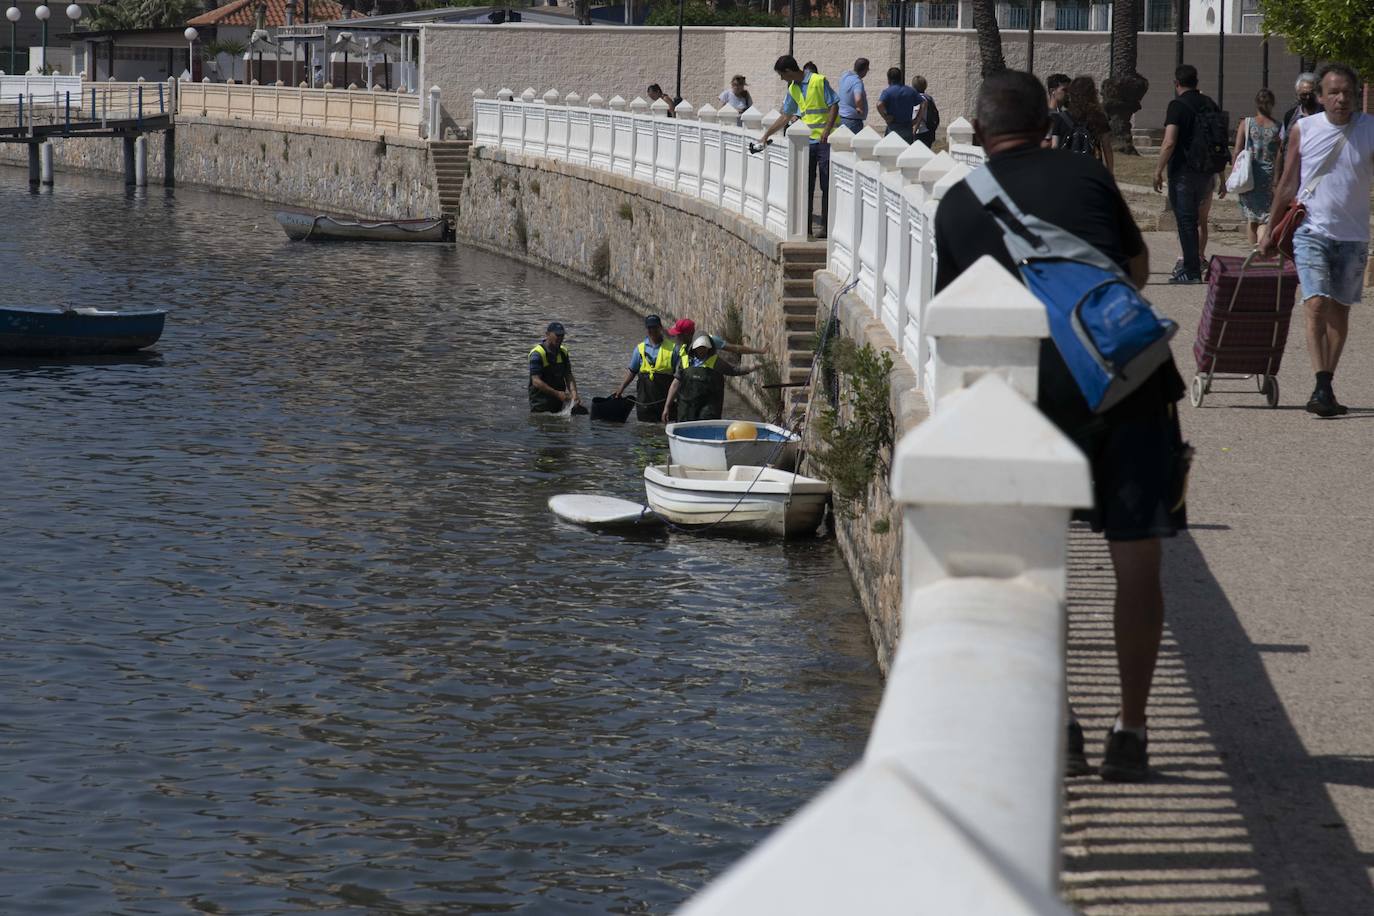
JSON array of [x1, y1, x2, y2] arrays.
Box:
[[933, 70, 1191, 784]]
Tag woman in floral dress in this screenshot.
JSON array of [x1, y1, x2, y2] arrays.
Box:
[[1228, 89, 1282, 246]]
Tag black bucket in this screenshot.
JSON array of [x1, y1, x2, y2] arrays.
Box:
[[591, 395, 635, 423]]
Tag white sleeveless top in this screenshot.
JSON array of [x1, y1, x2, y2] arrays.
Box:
[[1298, 111, 1374, 243]]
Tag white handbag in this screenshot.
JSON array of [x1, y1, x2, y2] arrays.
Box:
[[1226, 118, 1255, 194]]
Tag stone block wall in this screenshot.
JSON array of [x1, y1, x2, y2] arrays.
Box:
[[420, 25, 1297, 134], [809, 270, 929, 674], [0, 116, 439, 219], [455, 146, 793, 418]]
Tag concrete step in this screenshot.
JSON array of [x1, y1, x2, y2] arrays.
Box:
[[788, 350, 814, 369], [787, 366, 812, 384], [784, 277, 815, 294], [432, 155, 470, 164], [780, 240, 827, 259], [783, 296, 818, 315], [787, 332, 815, 350], [783, 261, 822, 279], [785, 314, 816, 332]]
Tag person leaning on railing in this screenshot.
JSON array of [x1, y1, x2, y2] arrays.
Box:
[[757, 55, 839, 240]]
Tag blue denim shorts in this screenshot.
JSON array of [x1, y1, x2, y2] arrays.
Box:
[[1293, 226, 1370, 306]]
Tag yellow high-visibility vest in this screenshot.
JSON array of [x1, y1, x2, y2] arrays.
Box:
[[788, 72, 833, 140], [636, 341, 677, 380]]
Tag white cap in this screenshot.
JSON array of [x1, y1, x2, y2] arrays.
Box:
[[691, 335, 713, 350]]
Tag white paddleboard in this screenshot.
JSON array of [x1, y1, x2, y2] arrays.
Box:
[[548, 494, 662, 529]]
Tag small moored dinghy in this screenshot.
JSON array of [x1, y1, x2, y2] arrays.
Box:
[[666, 420, 801, 471], [0, 306, 166, 356], [548, 494, 663, 531], [643, 464, 829, 538], [275, 211, 452, 243]]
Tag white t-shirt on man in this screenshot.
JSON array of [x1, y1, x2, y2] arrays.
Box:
[[1298, 111, 1374, 243]]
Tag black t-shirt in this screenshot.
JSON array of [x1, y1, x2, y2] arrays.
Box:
[[1047, 109, 1073, 148], [934, 144, 1180, 436], [1164, 89, 1217, 172]]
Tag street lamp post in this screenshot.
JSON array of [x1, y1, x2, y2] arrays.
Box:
[[6, 7, 19, 77], [35, 4, 49, 74], [788, 0, 795, 57], [65, 3, 80, 69], [674, 0, 683, 102], [184, 26, 197, 81], [899, 0, 906, 76]]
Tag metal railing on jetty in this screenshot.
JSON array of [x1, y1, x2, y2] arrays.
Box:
[[0, 76, 171, 133], [467, 88, 1086, 909]]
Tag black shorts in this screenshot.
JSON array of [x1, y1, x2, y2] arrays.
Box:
[[1073, 400, 1191, 542]]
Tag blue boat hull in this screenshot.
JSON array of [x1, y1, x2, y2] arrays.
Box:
[[0, 308, 166, 356]]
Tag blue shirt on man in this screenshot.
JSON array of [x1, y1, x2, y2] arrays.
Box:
[[838, 70, 867, 120], [878, 84, 922, 130]]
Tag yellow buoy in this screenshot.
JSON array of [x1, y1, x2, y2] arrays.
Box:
[[726, 420, 758, 441]]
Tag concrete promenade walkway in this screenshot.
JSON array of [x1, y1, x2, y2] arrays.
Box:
[[1060, 230, 1374, 914]]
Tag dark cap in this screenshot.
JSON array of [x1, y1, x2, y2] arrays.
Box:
[[547, 321, 565, 335], [644, 315, 662, 328]]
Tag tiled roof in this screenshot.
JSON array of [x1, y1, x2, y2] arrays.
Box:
[[188, 0, 348, 28]]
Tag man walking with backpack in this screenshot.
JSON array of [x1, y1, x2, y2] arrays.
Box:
[[1153, 64, 1230, 283], [934, 70, 1190, 783]]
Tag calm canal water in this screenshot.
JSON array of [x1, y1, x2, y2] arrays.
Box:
[[0, 170, 881, 914]]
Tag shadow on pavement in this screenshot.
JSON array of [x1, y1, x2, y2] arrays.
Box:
[[1061, 528, 1374, 915]]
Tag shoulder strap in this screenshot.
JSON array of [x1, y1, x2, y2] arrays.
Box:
[[963, 166, 1128, 279], [1300, 127, 1350, 200]]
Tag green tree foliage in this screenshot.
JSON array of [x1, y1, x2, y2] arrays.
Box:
[[1261, 0, 1374, 78], [645, 0, 839, 28], [86, 0, 200, 30]]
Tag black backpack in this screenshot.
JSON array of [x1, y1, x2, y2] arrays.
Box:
[[922, 94, 940, 132], [1183, 95, 1231, 174], [1063, 113, 1099, 157]]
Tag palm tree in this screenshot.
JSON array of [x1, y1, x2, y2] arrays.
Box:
[[1101, 0, 1148, 154], [970, 0, 1006, 77]]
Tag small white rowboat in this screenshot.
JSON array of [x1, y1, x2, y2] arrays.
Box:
[[643, 464, 829, 538], [275, 211, 452, 242], [665, 420, 800, 471]]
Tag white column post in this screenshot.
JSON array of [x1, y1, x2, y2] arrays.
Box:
[[426, 84, 440, 140]]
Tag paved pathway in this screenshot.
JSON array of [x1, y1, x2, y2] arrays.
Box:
[[1060, 231, 1374, 915]]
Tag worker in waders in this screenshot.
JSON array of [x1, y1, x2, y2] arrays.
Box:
[[661, 335, 757, 422], [528, 321, 582, 413], [611, 314, 679, 422]]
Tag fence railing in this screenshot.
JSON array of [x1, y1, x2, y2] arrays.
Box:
[[473, 87, 812, 242], [0, 79, 172, 131], [178, 80, 422, 137]]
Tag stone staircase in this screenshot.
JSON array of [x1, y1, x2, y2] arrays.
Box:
[[779, 241, 828, 421], [430, 139, 472, 218]]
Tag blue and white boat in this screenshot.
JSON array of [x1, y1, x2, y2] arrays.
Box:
[[0, 306, 166, 356], [664, 420, 800, 471]]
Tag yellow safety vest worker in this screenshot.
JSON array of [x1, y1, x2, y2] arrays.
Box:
[[636, 340, 677, 381], [787, 71, 833, 141]]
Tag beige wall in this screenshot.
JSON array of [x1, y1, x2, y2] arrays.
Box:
[[422, 24, 1300, 135]]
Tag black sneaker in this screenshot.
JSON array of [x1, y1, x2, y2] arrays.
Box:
[[1066, 721, 1092, 777], [1306, 389, 1342, 418], [1100, 728, 1150, 782], [1168, 269, 1203, 285]]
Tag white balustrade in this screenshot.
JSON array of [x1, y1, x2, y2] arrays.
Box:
[[851, 127, 883, 314], [826, 125, 859, 282], [468, 88, 815, 251]]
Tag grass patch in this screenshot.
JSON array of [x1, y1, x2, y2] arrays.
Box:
[[513, 210, 528, 251], [722, 301, 744, 346], [617, 201, 633, 221], [591, 238, 611, 278]]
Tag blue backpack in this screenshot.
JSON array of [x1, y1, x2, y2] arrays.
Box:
[[964, 167, 1177, 414]]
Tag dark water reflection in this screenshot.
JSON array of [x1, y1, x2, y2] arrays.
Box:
[[0, 170, 881, 914]]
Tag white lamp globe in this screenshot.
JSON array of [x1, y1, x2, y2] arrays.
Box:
[[184, 26, 198, 41], [66, 3, 81, 20], [5, 7, 19, 22], [35, 5, 50, 20]]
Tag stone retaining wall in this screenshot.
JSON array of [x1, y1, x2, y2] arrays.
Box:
[[455, 146, 792, 418], [808, 269, 929, 674], [0, 116, 438, 219]]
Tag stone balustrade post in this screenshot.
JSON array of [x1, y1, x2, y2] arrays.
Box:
[[520, 87, 536, 103], [739, 105, 764, 134], [945, 115, 974, 147], [628, 96, 648, 114], [497, 87, 514, 101], [873, 131, 907, 172], [922, 254, 1048, 416], [649, 97, 670, 118], [674, 99, 694, 120], [896, 140, 935, 185], [607, 94, 626, 110], [784, 118, 812, 241], [586, 92, 604, 108], [916, 150, 955, 195], [542, 88, 560, 105], [564, 91, 581, 106], [876, 374, 1090, 898], [427, 85, 441, 140], [849, 125, 881, 161]]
